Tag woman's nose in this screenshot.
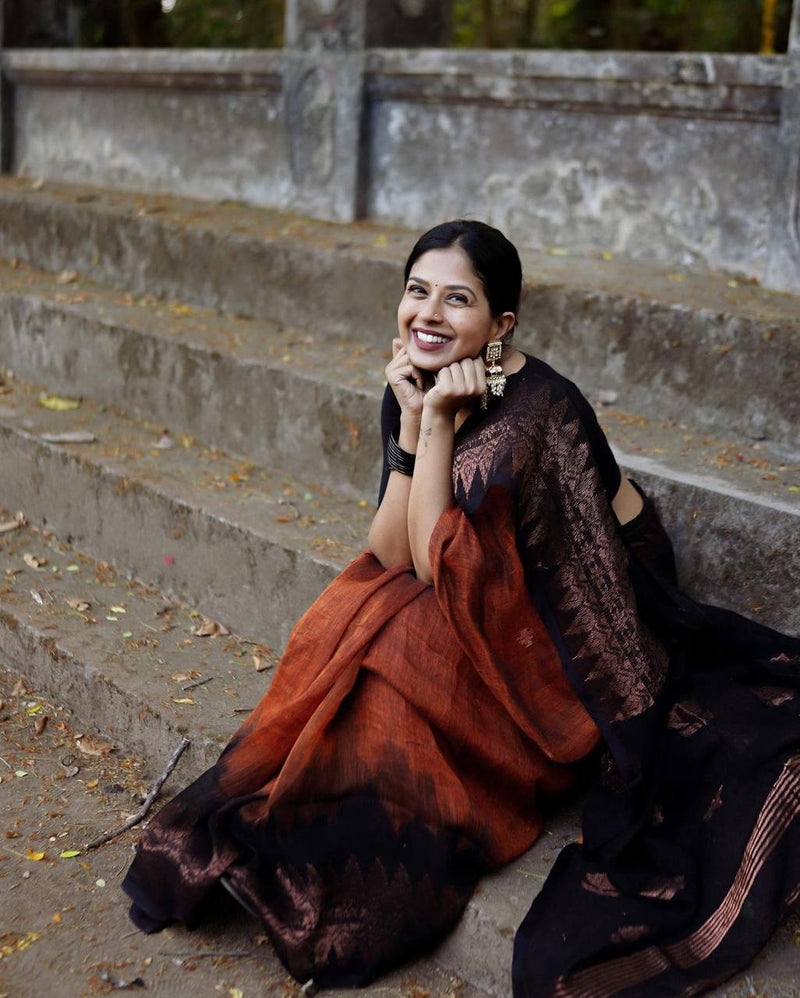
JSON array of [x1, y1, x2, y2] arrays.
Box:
[[419, 298, 442, 322]]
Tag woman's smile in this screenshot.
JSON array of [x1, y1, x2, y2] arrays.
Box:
[[412, 328, 452, 349]]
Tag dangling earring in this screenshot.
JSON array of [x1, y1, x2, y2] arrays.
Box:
[[481, 340, 506, 410]]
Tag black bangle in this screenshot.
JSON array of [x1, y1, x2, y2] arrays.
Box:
[[386, 432, 416, 476]]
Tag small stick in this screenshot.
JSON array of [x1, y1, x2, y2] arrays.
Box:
[[233, 707, 254, 714], [83, 737, 190, 850], [157, 950, 257, 960], [181, 676, 213, 692], [0, 755, 13, 770]]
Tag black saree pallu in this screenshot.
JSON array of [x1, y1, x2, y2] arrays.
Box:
[[512, 491, 800, 997]]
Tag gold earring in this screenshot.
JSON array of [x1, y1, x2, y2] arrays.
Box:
[[481, 340, 506, 410]]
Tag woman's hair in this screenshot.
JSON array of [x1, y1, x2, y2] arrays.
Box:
[[403, 220, 522, 319]]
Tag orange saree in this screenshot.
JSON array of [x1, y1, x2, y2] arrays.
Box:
[[122, 487, 598, 985]]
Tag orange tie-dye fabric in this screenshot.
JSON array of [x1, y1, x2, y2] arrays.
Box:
[[123, 487, 598, 983]]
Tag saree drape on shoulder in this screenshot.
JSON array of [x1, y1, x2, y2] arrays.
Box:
[[123, 359, 800, 996]]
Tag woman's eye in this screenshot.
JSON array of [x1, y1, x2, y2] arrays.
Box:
[[407, 284, 426, 296], [448, 294, 468, 305]]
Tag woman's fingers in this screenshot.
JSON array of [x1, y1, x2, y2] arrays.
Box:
[[436, 359, 485, 398]]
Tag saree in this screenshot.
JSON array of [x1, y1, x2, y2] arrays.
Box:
[[123, 358, 800, 995], [122, 480, 599, 985]]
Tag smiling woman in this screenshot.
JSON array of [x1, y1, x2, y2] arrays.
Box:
[[123, 219, 800, 998]]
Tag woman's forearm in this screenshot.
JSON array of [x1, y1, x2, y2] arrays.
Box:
[[368, 414, 420, 568], [368, 472, 414, 567], [407, 410, 456, 584]]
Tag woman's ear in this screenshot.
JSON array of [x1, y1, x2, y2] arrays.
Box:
[[496, 311, 517, 341]]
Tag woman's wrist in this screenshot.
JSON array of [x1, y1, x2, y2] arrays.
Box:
[[398, 413, 422, 452], [420, 407, 456, 431]]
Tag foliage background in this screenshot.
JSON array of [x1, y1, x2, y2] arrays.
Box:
[[74, 0, 793, 53], [452, 0, 793, 52]]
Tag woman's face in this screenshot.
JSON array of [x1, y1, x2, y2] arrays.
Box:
[[397, 246, 513, 372]]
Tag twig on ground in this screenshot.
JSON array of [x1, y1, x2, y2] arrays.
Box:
[[233, 707, 255, 714], [84, 737, 190, 850], [0, 755, 12, 769], [181, 676, 213, 692]]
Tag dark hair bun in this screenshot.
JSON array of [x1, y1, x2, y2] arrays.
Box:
[[403, 220, 522, 319]]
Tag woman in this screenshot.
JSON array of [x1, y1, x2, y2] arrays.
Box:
[[123, 221, 800, 997]]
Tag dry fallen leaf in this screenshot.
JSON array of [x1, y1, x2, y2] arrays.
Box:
[[34, 715, 48, 736], [66, 598, 90, 612], [12, 677, 27, 697], [23, 553, 47, 569], [75, 735, 115, 757], [0, 931, 40, 957], [27, 849, 45, 861], [172, 697, 196, 705], [170, 670, 200, 682], [192, 618, 230, 637], [55, 269, 79, 284], [38, 393, 81, 411]]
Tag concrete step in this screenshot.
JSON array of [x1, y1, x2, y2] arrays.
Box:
[[1, 333, 798, 635], [0, 257, 387, 502], [0, 176, 798, 448], [1, 521, 798, 998], [0, 374, 374, 650]]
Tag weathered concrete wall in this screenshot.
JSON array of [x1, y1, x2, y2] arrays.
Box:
[[6, 50, 293, 207], [765, 4, 800, 290], [1, 34, 798, 289], [364, 50, 783, 279]]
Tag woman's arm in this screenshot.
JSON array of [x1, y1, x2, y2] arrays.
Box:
[[612, 476, 645, 526], [406, 359, 486, 584], [368, 409, 420, 568], [368, 341, 425, 568]]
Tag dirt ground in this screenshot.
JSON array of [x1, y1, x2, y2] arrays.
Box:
[[0, 668, 479, 998]]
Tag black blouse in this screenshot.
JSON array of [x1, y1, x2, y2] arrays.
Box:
[[377, 354, 621, 507]]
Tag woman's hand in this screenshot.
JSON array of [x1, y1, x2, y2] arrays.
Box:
[[423, 357, 486, 417], [386, 339, 426, 419]]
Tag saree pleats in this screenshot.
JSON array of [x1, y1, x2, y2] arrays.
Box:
[[122, 488, 598, 985]]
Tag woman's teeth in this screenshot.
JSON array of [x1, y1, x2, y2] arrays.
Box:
[[416, 331, 449, 344]]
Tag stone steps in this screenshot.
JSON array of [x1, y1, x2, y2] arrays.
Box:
[[1, 271, 798, 633], [0, 176, 798, 448], [1, 173, 799, 996], [0, 374, 375, 650], [0, 257, 386, 501]]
